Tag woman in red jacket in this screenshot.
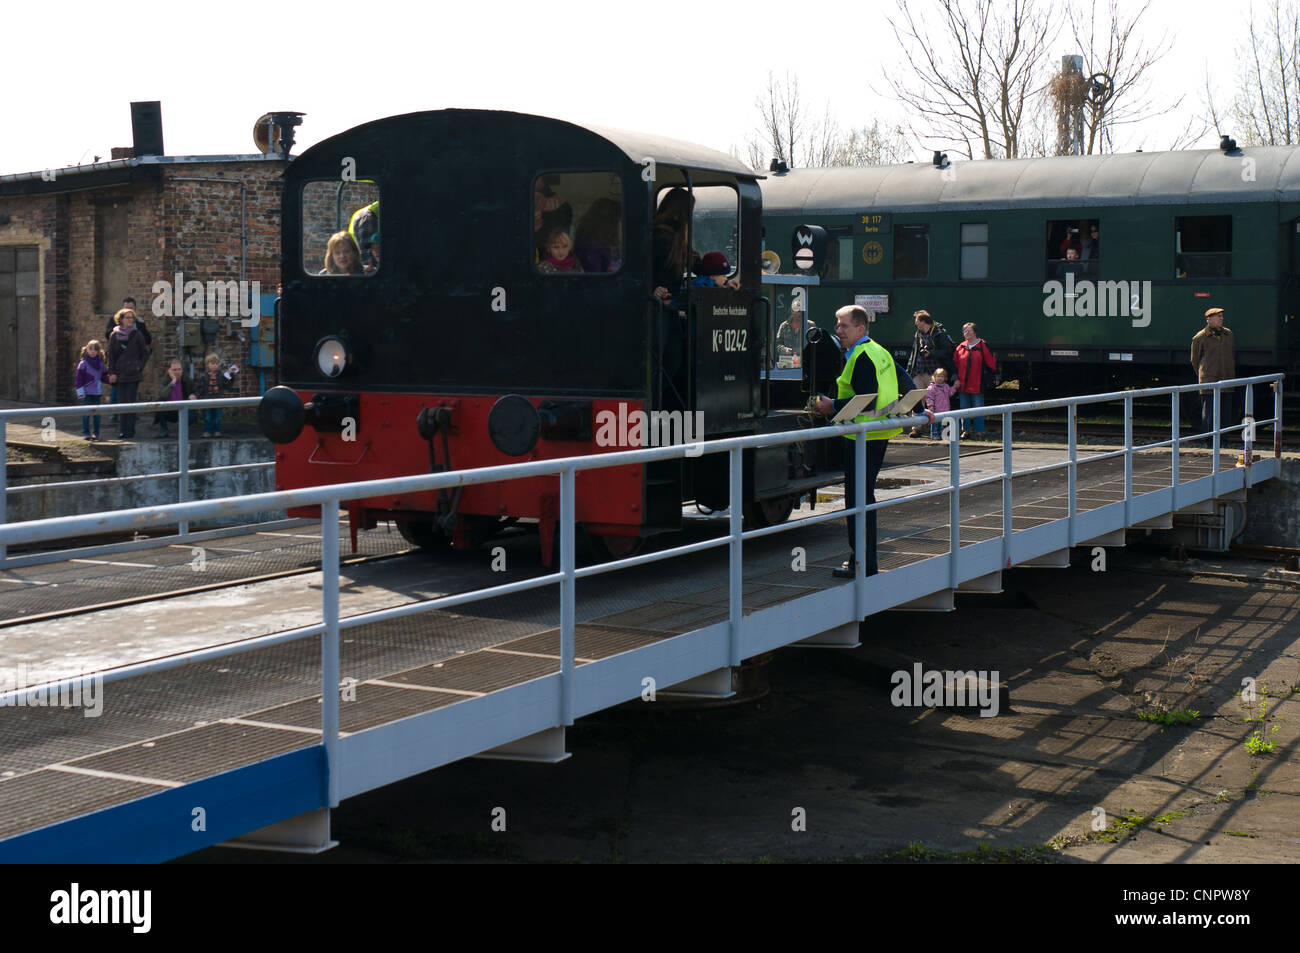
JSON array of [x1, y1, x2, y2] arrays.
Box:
[[954, 322, 997, 438]]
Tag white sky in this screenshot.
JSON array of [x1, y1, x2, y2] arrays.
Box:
[[0, 0, 1260, 175]]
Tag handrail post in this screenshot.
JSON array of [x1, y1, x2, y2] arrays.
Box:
[[948, 418, 960, 590], [1001, 410, 1012, 569], [1067, 401, 1077, 545], [1171, 389, 1180, 508], [1244, 382, 1254, 474], [1211, 385, 1221, 475], [321, 498, 340, 808], [853, 429, 867, 620], [0, 417, 7, 566], [1276, 379, 1284, 459], [178, 401, 191, 536], [729, 446, 743, 666], [1123, 394, 1133, 526], [560, 467, 576, 725]]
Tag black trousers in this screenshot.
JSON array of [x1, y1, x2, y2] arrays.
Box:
[[116, 380, 140, 436], [845, 438, 889, 574], [1198, 387, 1241, 436]]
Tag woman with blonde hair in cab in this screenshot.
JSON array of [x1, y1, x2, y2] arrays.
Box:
[[320, 231, 363, 275]]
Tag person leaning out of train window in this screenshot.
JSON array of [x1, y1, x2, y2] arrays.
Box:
[[954, 321, 997, 439], [575, 198, 622, 273], [690, 252, 739, 289], [1059, 225, 1083, 260], [651, 187, 698, 309], [320, 231, 363, 276], [1079, 223, 1099, 260], [1190, 307, 1237, 433], [537, 228, 584, 274], [1055, 246, 1084, 280]]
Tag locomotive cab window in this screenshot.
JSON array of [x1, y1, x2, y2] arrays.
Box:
[[1046, 219, 1099, 279], [893, 224, 929, 280], [689, 185, 740, 284], [534, 172, 623, 274], [301, 180, 381, 277], [1175, 216, 1231, 278]]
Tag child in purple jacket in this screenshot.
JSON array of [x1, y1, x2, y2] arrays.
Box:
[[74, 340, 106, 440], [925, 367, 959, 439]]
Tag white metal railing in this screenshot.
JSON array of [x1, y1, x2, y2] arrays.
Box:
[[0, 374, 1283, 809], [0, 396, 271, 565]]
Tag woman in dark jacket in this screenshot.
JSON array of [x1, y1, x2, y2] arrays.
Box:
[[105, 309, 151, 439]]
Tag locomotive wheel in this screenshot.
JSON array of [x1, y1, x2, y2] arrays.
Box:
[[395, 519, 447, 550], [585, 531, 646, 562], [743, 495, 797, 529]]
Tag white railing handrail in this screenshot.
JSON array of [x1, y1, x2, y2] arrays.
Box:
[[0, 373, 1283, 548]]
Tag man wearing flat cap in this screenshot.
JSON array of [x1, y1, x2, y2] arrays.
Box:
[[1190, 307, 1236, 437]]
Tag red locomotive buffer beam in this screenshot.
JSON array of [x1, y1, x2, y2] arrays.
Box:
[[270, 391, 645, 560]]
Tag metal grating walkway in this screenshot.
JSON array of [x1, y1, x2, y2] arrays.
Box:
[[0, 432, 1281, 861]]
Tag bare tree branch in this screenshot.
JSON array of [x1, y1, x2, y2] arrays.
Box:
[[1232, 0, 1300, 145], [882, 0, 1056, 159]]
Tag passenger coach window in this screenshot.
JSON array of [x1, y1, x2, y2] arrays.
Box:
[[893, 224, 928, 279], [1045, 219, 1099, 280], [534, 172, 622, 274], [960, 223, 988, 280], [302, 181, 381, 277], [1175, 216, 1231, 278]]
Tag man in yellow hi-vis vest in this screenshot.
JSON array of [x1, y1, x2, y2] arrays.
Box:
[[814, 305, 928, 579], [349, 201, 380, 271]]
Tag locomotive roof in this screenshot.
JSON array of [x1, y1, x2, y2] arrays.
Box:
[[760, 145, 1300, 214], [584, 122, 760, 180], [294, 109, 758, 180]]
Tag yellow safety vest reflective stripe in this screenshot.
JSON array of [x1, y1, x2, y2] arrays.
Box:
[[836, 337, 902, 440]]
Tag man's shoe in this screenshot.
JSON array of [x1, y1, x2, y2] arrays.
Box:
[[832, 561, 856, 579]]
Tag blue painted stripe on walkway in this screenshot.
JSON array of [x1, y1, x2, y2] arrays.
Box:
[[0, 747, 327, 863]]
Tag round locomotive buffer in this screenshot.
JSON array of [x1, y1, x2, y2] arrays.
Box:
[[259, 386, 307, 445], [488, 395, 542, 457]]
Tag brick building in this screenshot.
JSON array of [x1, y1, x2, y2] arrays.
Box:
[[0, 114, 288, 405]]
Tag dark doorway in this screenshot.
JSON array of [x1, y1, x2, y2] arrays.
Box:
[[0, 246, 40, 401]]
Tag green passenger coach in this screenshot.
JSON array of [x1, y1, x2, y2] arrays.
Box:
[[759, 144, 1300, 396]]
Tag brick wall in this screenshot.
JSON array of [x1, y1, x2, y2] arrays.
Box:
[[0, 158, 287, 405], [154, 163, 284, 397]]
